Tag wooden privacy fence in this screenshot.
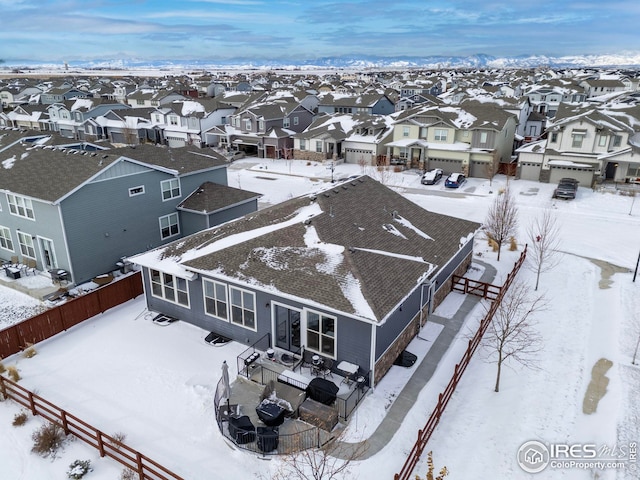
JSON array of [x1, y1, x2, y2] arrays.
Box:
[[0, 272, 143, 359], [0, 375, 183, 480], [451, 275, 502, 300], [394, 246, 527, 480]]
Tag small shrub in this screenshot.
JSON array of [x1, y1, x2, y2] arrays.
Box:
[[120, 468, 136, 480], [67, 459, 92, 479], [109, 431, 127, 450], [13, 411, 28, 426], [393, 165, 402, 173], [489, 239, 499, 252], [498, 187, 506, 195], [23, 345, 37, 358], [509, 236, 518, 251], [31, 422, 66, 458], [7, 366, 20, 382]]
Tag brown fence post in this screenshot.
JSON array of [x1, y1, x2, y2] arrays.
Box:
[[28, 391, 37, 415], [97, 430, 106, 457], [136, 452, 144, 478], [0, 376, 6, 399], [61, 410, 70, 434]]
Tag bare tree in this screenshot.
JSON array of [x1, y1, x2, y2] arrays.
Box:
[[482, 280, 546, 392], [264, 431, 368, 480], [526, 208, 561, 290], [484, 152, 500, 187], [483, 187, 518, 261]]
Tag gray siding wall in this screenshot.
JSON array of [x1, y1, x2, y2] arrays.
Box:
[[0, 197, 70, 273], [61, 166, 228, 284], [374, 287, 423, 359], [141, 268, 374, 371], [432, 240, 474, 292], [179, 212, 207, 237]]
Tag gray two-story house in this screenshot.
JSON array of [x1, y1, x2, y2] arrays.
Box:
[[129, 176, 479, 386], [0, 132, 259, 285]]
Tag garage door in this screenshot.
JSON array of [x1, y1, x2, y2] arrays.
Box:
[[469, 160, 490, 179], [345, 148, 373, 164], [519, 162, 541, 181], [549, 165, 594, 187], [427, 158, 463, 175]]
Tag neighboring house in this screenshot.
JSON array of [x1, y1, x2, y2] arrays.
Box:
[[129, 175, 480, 386], [0, 84, 42, 108], [40, 87, 90, 105], [579, 78, 628, 99], [0, 132, 255, 285], [151, 98, 236, 148], [516, 103, 640, 184], [1, 104, 49, 130], [292, 114, 351, 162], [126, 89, 187, 109], [85, 107, 156, 145], [220, 94, 315, 158], [524, 83, 587, 117], [47, 99, 131, 139], [385, 102, 517, 177], [317, 93, 395, 116], [341, 114, 395, 165]]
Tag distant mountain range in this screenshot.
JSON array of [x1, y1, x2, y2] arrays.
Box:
[[4, 52, 640, 71]]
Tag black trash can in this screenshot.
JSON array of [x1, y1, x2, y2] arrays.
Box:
[[257, 426, 279, 453]]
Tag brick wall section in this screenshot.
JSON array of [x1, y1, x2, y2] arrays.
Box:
[[373, 251, 473, 385], [293, 149, 329, 162]]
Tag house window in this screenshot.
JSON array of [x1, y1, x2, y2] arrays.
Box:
[[258, 119, 265, 131], [159, 213, 179, 239], [169, 116, 178, 126], [293, 116, 299, 126], [150, 269, 189, 307], [129, 185, 145, 197], [403, 126, 410, 137], [306, 310, 335, 357], [551, 132, 558, 143], [136, 99, 144, 105], [572, 134, 584, 148], [300, 139, 306, 150], [316, 141, 323, 153], [0, 226, 13, 251], [283, 117, 290, 128], [161, 178, 180, 200], [155, 114, 162, 123], [419, 127, 427, 139], [229, 286, 256, 330], [7, 194, 35, 220], [435, 129, 448, 141], [479, 131, 488, 144], [16, 231, 36, 259], [203, 279, 228, 320], [244, 119, 251, 131], [612, 135, 622, 147]]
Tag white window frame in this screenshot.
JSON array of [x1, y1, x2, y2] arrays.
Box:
[[0, 226, 14, 252], [203, 279, 228, 320], [300, 139, 306, 150], [293, 116, 299, 126], [128, 185, 145, 197], [7, 194, 35, 220], [315, 141, 322, 153], [305, 309, 336, 358], [612, 135, 622, 148], [159, 213, 180, 240], [149, 269, 189, 307], [16, 231, 36, 259], [229, 286, 256, 331], [402, 126, 410, 137], [283, 117, 290, 128], [435, 129, 448, 141], [598, 135, 607, 147], [258, 119, 265, 131], [572, 133, 584, 148], [161, 178, 181, 201], [479, 131, 488, 144], [244, 118, 252, 131]]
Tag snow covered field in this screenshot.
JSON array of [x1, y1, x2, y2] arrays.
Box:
[[1, 158, 639, 479]]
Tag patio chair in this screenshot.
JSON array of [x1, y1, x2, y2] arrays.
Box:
[[10, 255, 19, 267], [300, 349, 315, 373], [319, 358, 334, 379], [24, 259, 37, 275]]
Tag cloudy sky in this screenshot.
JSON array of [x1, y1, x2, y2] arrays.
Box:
[[0, 0, 637, 63]]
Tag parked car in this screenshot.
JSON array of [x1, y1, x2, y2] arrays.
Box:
[[552, 178, 579, 199], [421, 168, 444, 185], [445, 173, 466, 188]]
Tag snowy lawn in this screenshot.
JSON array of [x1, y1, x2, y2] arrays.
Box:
[[1, 159, 639, 479]]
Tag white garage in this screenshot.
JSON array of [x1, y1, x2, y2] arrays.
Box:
[[518, 162, 542, 181]]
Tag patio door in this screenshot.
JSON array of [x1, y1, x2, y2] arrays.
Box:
[[274, 303, 301, 352], [38, 237, 58, 271]]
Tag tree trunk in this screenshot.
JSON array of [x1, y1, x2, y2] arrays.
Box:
[[496, 241, 502, 261], [495, 351, 502, 392]]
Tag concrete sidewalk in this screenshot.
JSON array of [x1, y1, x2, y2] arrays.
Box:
[[336, 259, 497, 459]]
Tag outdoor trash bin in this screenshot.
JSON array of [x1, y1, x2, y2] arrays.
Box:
[[228, 415, 256, 444], [257, 426, 279, 452]]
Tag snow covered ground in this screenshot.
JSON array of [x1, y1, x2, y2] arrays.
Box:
[[1, 158, 639, 479]]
